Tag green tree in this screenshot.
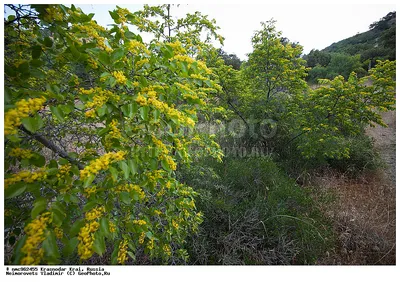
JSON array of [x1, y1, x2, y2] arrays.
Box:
[[241, 20, 309, 122], [4, 4, 222, 265]]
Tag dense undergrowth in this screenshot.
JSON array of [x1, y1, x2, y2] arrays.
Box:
[[179, 156, 335, 265]]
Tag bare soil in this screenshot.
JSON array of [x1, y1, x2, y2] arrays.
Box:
[[316, 111, 396, 265]]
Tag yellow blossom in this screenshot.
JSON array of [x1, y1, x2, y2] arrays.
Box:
[[9, 148, 33, 159], [113, 71, 127, 84], [117, 239, 128, 264], [21, 212, 51, 265], [80, 151, 127, 180], [4, 97, 46, 135]]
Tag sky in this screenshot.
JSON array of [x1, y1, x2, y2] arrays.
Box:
[[75, 3, 396, 60]]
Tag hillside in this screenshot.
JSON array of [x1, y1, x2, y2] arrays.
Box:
[[304, 11, 395, 83], [322, 11, 396, 62]]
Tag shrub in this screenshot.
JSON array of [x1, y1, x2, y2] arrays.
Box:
[[179, 156, 334, 264]]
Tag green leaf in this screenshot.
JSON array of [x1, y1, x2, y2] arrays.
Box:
[[50, 106, 65, 121], [83, 174, 95, 188], [5, 182, 26, 199], [63, 237, 79, 257], [31, 198, 47, 219], [70, 219, 85, 237], [119, 161, 130, 179], [83, 200, 99, 212], [111, 243, 119, 264], [43, 36, 53, 48], [31, 45, 42, 59], [51, 209, 65, 227], [109, 166, 119, 182], [99, 51, 110, 66], [125, 31, 136, 39], [93, 233, 106, 256], [99, 217, 111, 238], [153, 109, 160, 122], [42, 230, 60, 261], [139, 106, 150, 121], [12, 235, 27, 264], [30, 153, 46, 167], [121, 103, 138, 118], [128, 159, 138, 175], [111, 48, 125, 62], [119, 191, 131, 205], [161, 159, 171, 172], [21, 115, 44, 133], [97, 104, 107, 117], [69, 44, 82, 60]]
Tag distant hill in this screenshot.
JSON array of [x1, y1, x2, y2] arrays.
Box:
[[322, 11, 396, 62], [304, 11, 395, 83]]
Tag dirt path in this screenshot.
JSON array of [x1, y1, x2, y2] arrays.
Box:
[[366, 111, 396, 186], [316, 111, 396, 265]]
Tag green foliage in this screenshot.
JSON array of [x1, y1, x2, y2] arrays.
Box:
[[4, 4, 223, 265], [287, 60, 395, 159], [179, 157, 334, 264], [328, 135, 383, 175]]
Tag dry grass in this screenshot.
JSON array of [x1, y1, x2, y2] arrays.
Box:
[[312, 111, 396, 265], [313, 169, 395, 264]]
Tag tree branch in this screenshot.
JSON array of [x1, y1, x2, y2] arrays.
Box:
[[20, 126, 85, 170]]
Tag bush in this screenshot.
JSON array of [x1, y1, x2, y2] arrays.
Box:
[[328, 135, 383, 175], [178, 156, 334, 264]]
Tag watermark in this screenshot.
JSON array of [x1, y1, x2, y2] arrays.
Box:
[[196, 116, 278, 140]]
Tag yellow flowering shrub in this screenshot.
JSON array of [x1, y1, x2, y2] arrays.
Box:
[[5, 4, 223, 266]]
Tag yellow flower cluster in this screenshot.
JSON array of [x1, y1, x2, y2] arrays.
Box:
[[127, 40, 150, 55], [109, 119, 122, 139], [76, 23, 112, 52], [164, 156, 177, 171], [5, 97, 46, 135], [77, 221, 100, 260], [5, 169, 47, 188], [163, 244, 172, 257], [87, 57, 98, 69], [152, 136, 169, 155], [147, 238, 154, 250], [190, 73, 208, 80], [79, 87, 120, 115], [166, 41, 186, 54], [84, 186, 97, 197], [138, 232, 145, 244], [85, 206, 105, 221], [133, 219, 147, 226], [9, 148, 33, 159], [117, 239, 128, 264], [85, 109, 96, 118], [44, 6, 63, 22], [196, 60, 213, 74], [56, 164, 71, 179], [113, 71, 127, 85], [135, 58, 149, 69], [54, 227, 63, 239], [114, 184, 146, 200], [172, 54, 195, 65], [172, 220, 179, 229], [154, 210, 162, 216], [145, 170, 163, 185], [116, 7, 130, 23], [80, 151, 126, 180], [21, 212, 51, 265], [109, 221, 116, 233], [141, 97, 195, 127], [135, 94, 147, 106]]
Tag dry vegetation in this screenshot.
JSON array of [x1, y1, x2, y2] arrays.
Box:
[[314, 111, 396, 265]]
